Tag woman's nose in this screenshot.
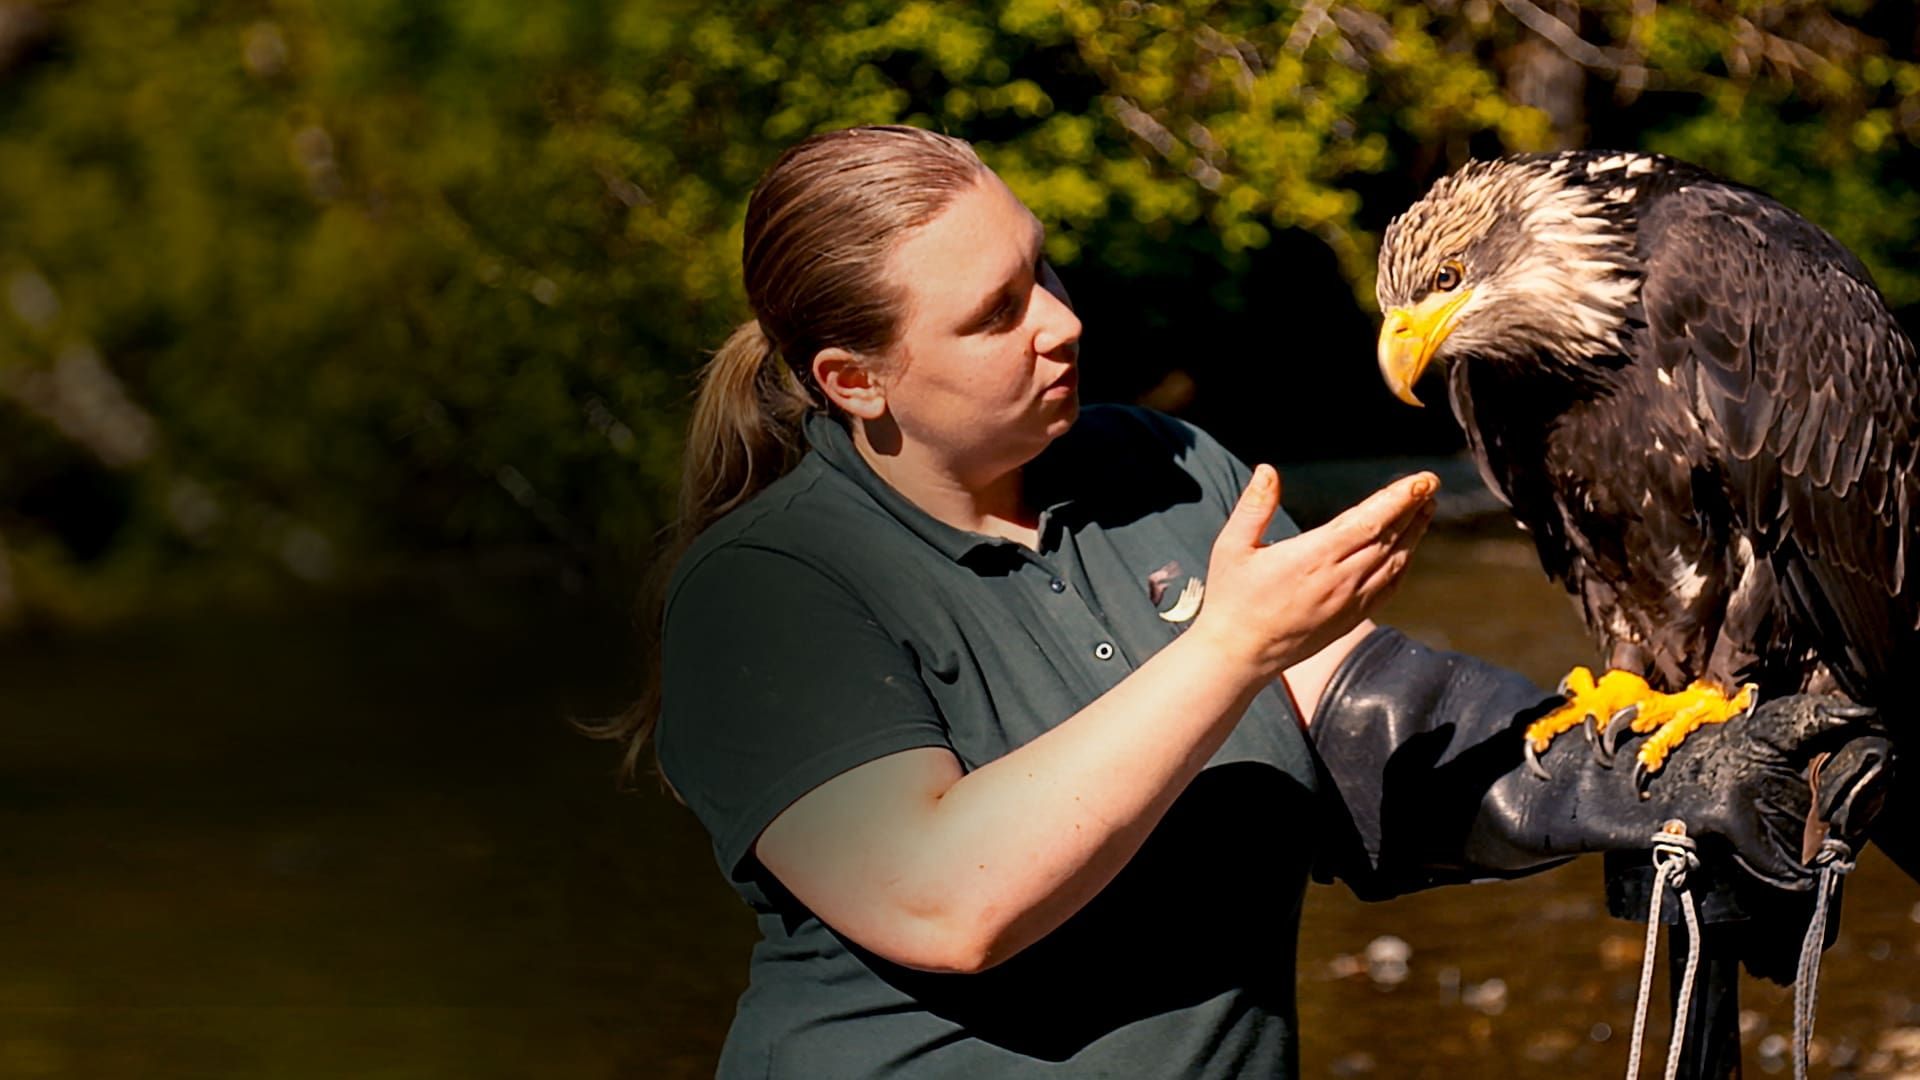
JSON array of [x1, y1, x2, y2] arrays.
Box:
[[1031, 282, 1082, 358]]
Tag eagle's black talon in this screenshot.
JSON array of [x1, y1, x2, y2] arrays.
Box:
[[1632, 759, 1657, 799], [1584, 713, 1615, 767], [1555, 673, 1577, 698], [1601, 705, 1639, 759], [1817, 702, 1876, 720], [1524, 740, 1553, 781]]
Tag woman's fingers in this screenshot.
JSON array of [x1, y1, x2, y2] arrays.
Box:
[[1354, 502, 1434, 600], [1347, 488, 1435, 567], [1215, 465, 1283, 554], [1323, 472, 1437, 560], [1198, 467, 1434, 677]]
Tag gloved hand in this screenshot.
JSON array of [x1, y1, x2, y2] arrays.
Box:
[[1308, 627, 1893, 898]]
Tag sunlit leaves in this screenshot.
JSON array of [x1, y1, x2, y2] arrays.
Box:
[[0, 0, 1916, 619]]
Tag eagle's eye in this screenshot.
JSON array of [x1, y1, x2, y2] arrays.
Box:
[[1433, 261, 1464, 293]]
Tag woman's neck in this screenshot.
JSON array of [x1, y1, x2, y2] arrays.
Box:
[[852, 424, 1039, 548]]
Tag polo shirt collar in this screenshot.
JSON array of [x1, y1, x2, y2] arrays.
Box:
[[802, 411, 1082, 563]]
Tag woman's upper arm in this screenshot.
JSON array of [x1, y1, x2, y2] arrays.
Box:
[[754, 744, 977, 970], [656, 544, 953, 899]]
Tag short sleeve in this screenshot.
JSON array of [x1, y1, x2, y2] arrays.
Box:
[[1127, 408, 1301, 546], [656, 544, 953, 886]]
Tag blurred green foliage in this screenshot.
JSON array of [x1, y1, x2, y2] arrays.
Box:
[[1, 0, 1916, 621]]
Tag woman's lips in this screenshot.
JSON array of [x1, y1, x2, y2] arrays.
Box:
[[1044, 368, 1079, 397]]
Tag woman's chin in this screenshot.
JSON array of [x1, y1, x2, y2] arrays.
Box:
[[1041, 392, 1079, 433]]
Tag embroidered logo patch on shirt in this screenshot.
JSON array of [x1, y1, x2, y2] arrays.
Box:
[[1147, 560, 1205, 623]]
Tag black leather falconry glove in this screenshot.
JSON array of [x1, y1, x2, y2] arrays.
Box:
[[1308, 627, 1893, 903]]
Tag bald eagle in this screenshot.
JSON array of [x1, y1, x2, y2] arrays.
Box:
[[1372, 151, 1920, 822]]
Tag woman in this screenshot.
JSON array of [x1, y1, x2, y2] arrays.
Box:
[[634, 126, 1877, 1077]]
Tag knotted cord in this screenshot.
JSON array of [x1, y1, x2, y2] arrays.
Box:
[[1792, 838, 1855, 1080], [1625, 823, 1701, 1080]]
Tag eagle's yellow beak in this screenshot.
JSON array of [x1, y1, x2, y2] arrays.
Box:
[[1377, 289, 1473, 407]]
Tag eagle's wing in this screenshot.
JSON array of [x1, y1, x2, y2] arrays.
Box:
[[1637, 182, 1920, 702]]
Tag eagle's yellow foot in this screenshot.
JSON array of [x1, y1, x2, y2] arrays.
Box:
[[1522, 667, 1655, 779], [1600, 680, 1758, 796]]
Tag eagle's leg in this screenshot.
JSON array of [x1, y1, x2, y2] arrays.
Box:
[[1604, 680, 1758, 794], [1521, 666, 1655, 778], [1605, 626, 1767, 792]]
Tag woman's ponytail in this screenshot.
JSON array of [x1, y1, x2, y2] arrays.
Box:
[[679, 319, 814, 539]]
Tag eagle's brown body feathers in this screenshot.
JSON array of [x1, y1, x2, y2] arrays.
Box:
[[1383, 152, 1920, 716]]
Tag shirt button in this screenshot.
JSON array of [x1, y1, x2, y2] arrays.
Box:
[[1093, 642, 1115, 661], [1049, 577, 1067, 594]]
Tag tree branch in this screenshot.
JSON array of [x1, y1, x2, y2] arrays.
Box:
[[1495, 0, 1622, 73]]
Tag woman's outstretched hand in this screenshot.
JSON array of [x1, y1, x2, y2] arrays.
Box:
[[1192, 465, 1437, 681]]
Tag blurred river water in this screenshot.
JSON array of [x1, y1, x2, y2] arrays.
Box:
[[2, 524, 1917, 1077]]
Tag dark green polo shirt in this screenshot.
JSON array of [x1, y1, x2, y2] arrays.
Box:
[[658, 405, 1322, 1078]]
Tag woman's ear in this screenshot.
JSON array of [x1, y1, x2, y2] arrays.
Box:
[[813, 348, 887, 421]]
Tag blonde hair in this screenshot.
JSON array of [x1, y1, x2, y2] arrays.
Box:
[[592, 125, 988, 784]]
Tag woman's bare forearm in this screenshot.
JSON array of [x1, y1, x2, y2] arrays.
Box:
[[756, 624, 1273, 973], [906, 625, 1271, 969]]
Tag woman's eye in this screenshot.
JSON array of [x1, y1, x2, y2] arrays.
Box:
[[1433, 262, 1463, 292], [991, 289, 1032, 330]]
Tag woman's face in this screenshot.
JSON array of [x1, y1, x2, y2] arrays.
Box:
[[869, 173, 1083, 479]]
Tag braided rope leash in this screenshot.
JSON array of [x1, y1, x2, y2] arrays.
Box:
[[1791, 837, 1856, 1080], [1625, 822, 1702, 1080]]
